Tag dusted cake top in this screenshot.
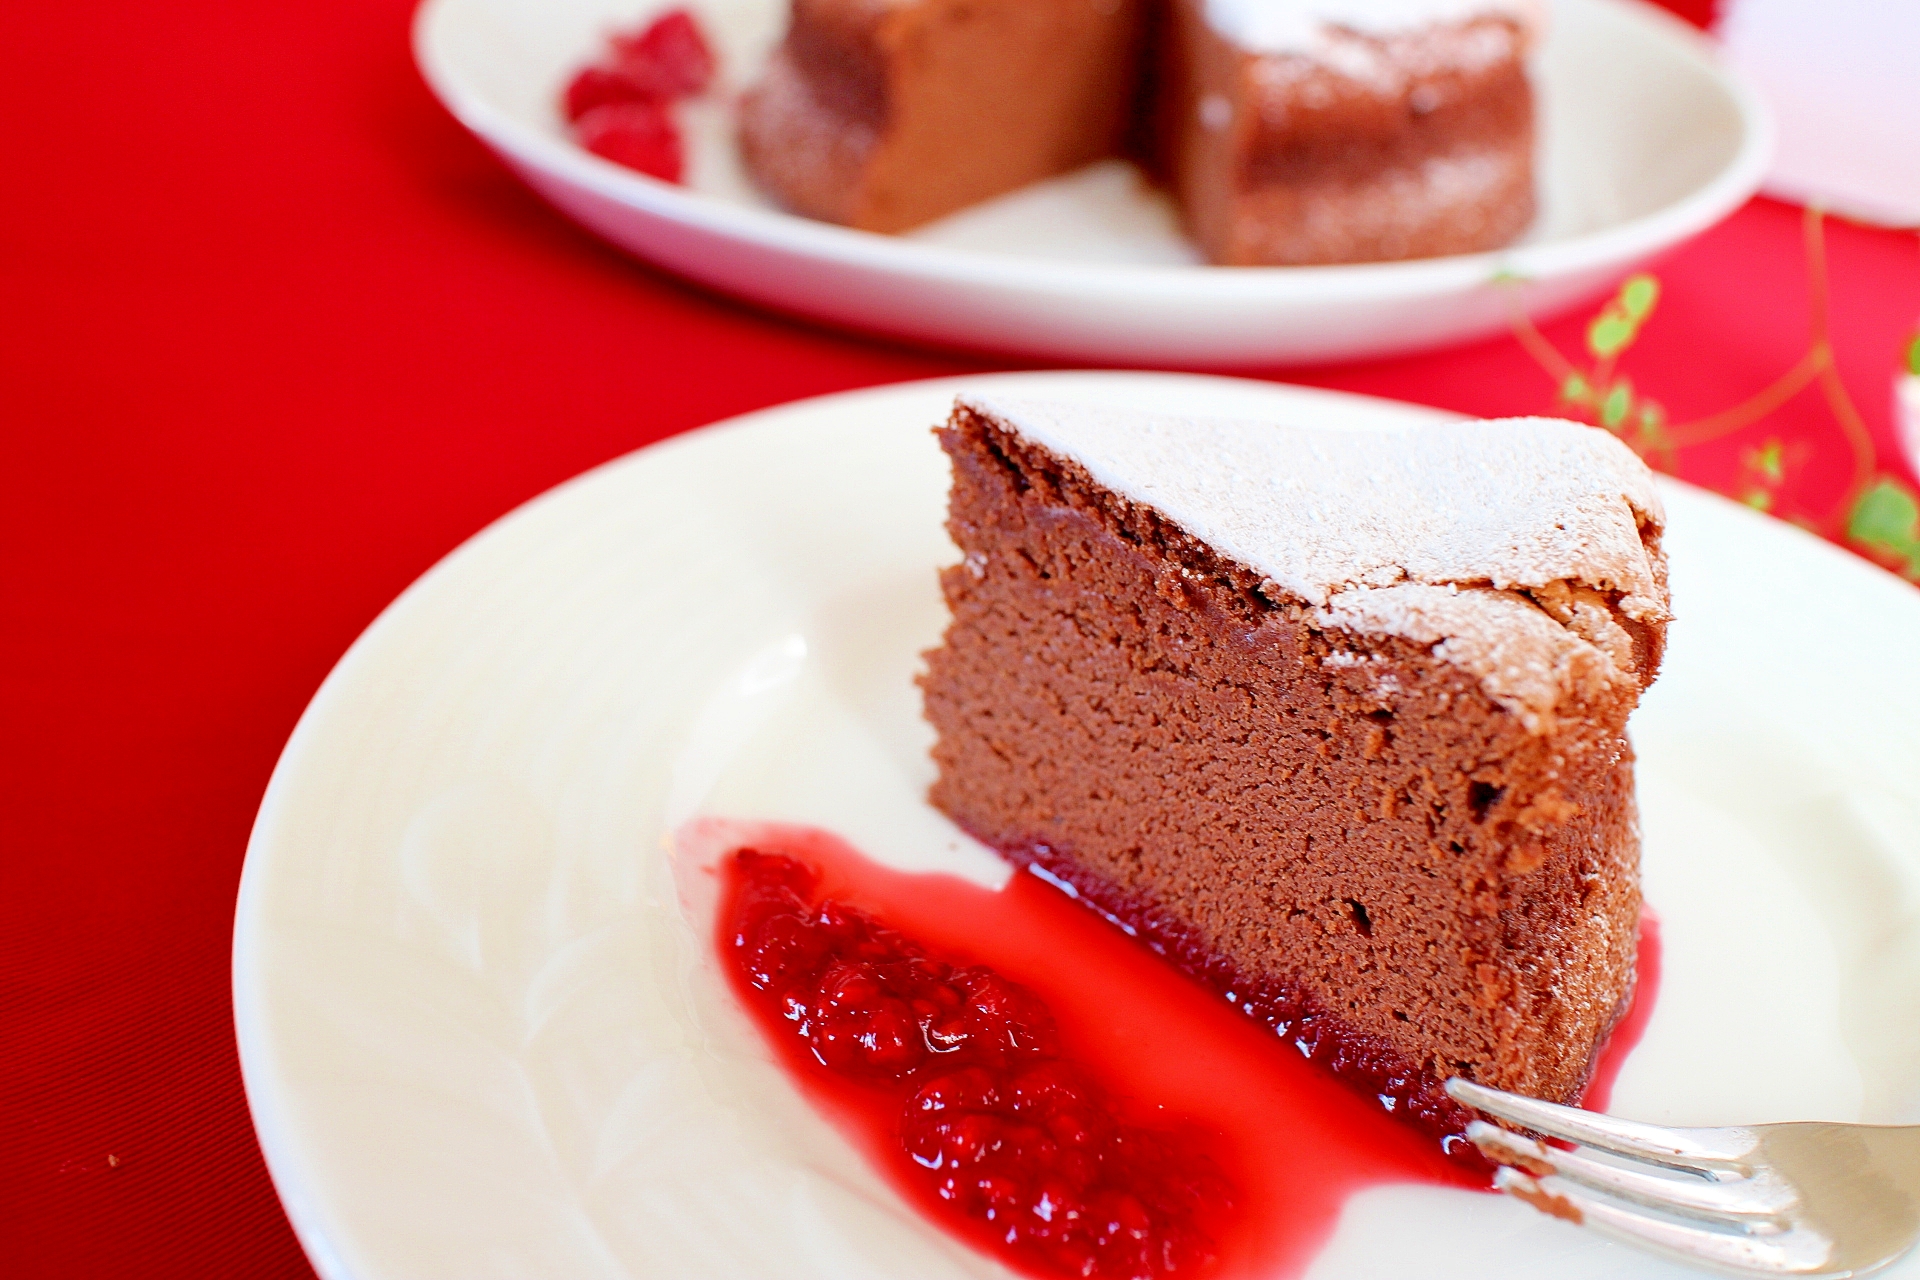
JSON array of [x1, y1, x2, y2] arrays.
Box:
[[958, 394, 1668, 726], [1203, 0, 1529, 54]]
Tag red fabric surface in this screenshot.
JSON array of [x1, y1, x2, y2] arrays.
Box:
[[2, 0, 1914, 1276]]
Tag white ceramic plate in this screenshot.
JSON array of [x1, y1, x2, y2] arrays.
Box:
[[411, 0, 1770, 365], [235, 373, 1920, 1280]]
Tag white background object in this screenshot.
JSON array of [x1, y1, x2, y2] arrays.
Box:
[[235, 371, 1920, 1280], [1718, 0, 1920, 228], [412, 0, 1770, 365]]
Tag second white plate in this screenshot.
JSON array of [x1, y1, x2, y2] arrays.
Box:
[[236, 373, 1920, 1280], [413, 0, 1769, 365]]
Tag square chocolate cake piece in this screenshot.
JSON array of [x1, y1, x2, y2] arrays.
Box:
[[1161, 0, 1537, 264], [739, 0, 1149, 234], [919, 395, 1668, 1145]]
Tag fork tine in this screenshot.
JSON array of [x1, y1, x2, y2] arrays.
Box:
[[1493, 1169, 1837, 1275], [1447, 1078, 1756, 1172], [1468, 1122, 1797, 1223]]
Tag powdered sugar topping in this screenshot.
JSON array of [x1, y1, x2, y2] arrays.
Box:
[[960, 394, 1667, 726], [1317, 583, 1610, 730], [1204, 0, 1529, 56]]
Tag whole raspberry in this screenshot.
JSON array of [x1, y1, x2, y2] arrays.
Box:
[[563, 65, 645, 122], [574, 101, 683, 183], [610, 9, 715, 99], [561, 9, 716, 121]]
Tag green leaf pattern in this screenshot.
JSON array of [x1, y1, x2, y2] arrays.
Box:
[[1586, 275, 1661, 360], [1848, 481, 1920, 578], [1520, 260, 1920, 584]]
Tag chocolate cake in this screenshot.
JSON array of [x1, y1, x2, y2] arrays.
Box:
[[738, 0, 1536, 263], [918, 395, 1668, 1145], [1162, 0, 1536, 264], [737, 0, 1148, 234]]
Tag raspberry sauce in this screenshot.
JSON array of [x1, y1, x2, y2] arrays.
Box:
[[710, 822, 1659, 1279], [724, 846, 1236, 1279]]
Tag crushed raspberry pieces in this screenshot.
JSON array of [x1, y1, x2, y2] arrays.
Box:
[[722, 848, 1235, 1280], [562, 8, 715, 182]]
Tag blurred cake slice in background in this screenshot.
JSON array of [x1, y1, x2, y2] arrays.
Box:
[[737, 0, 1150, 235], [1159, 0, 1538, 264]]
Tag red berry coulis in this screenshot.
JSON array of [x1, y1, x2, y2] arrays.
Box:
[[705, 821, 1658, 1280], [725, 847, 1233, 1278]]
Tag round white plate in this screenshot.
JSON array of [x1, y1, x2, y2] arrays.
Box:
[[235, 373, 1920, 1280], [411, 0, 1770, 366]]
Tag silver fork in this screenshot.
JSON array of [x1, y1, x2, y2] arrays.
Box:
[[1446, 1078, 1920, 1278]]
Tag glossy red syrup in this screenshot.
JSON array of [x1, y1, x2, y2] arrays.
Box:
[[724, 849, 1232, 1278], [562, 9, 715, 183], [710, 822, 1661, 1280]]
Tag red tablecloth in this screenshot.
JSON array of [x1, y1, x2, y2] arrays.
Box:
[[5, 0, 1916, 1274]]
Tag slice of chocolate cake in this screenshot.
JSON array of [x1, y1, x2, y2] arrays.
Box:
[[1161, 0, 1538, 264], [738, 0, 1148, 234], [919, 395, 1668, 1148]]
